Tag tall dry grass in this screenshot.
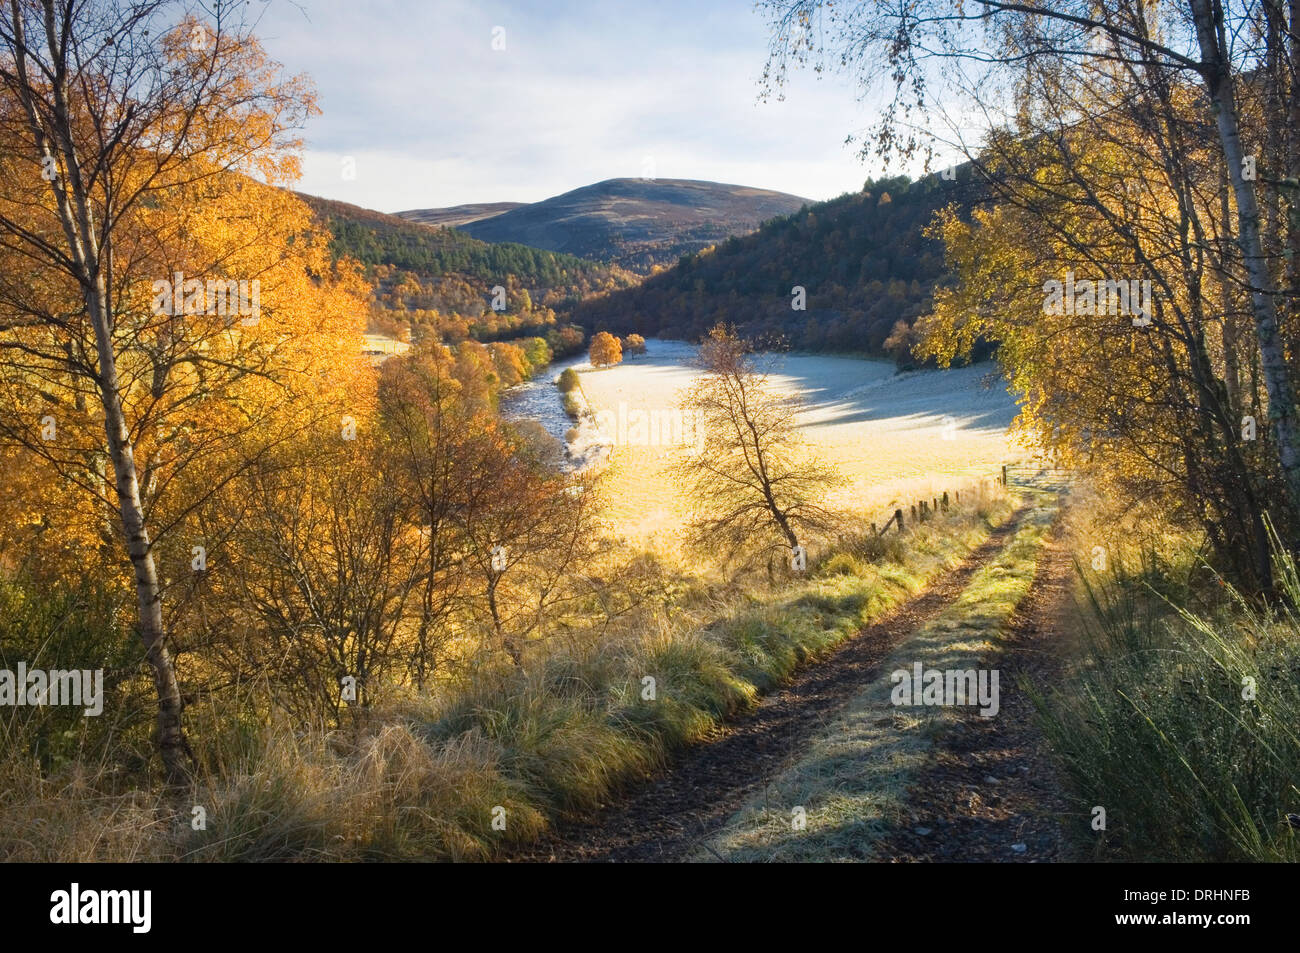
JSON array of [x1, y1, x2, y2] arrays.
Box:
[[2, 485, 1013, 861]]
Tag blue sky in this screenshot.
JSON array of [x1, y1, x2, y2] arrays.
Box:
[[251, 0, 898, 213]]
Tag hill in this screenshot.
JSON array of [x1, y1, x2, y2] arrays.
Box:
[[401, 178, 811, 273], [570, 172, 987, 363], [297, 192, 638, 351], [394, 202, 526, 227]]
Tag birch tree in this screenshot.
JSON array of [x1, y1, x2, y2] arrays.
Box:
[[0, 0, 325, 781], [762, 0, 1300, 583], [674, 325, 842, 571]]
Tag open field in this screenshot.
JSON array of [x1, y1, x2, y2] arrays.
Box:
[[567, 340, 1020, 546]]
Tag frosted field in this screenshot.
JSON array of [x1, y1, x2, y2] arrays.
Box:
[[567, 340, 1022, 546]]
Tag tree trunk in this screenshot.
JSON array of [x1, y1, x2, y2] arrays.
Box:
[[487, 580, 520, 667], [89, 280, 190, 784], [10, 0, 190, 783], [414, 516, 440, 690], [1291, 0, 1300, 299], [1218, 167, 1241, 415], [1191, 0, 1300, 529]]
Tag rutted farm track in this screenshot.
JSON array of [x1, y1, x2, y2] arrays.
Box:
[[873, 527, 1075, 862], [512, 498, 1071, 863]]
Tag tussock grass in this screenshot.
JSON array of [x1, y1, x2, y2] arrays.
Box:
[[178, 720, 546, 862], [0, 755, 171, 862], [1034, 529, 1300, 862], [2, 489, 1017, 862]]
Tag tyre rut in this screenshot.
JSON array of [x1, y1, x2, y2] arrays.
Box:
[[874, 515, 1076, 862]]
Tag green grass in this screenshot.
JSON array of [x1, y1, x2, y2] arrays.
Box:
[[694, 492, 1056, 861], [1034, 530, 1300, 862]]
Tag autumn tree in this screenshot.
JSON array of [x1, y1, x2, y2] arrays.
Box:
[[0, 1, 357, 779], [589, 330, 622, 367], [455, 424, 597, 667], [375, 341, 484, 688], [206, 429, 421, 722], [673, 325, 841, 571], [882, 320, 917, 367], [762, 0, 1300, 588]]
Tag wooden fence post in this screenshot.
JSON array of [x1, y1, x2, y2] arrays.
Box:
[[942, 491, 949, 511], [1002, 464, 1008, 486], [895, 508, 904, 531]]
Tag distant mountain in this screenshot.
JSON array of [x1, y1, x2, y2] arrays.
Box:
[[572, 171, 991, 365], [399, 178, 812, 273], [394, 202, 526, 228]]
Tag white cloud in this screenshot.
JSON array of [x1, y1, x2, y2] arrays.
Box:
[[255, 0, 898, 212]]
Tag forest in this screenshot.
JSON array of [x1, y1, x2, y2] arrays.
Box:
[[302, 192, 633, 356]]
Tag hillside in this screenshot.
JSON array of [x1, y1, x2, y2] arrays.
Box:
[[297, 192, 638, 349], [401, 178, 811, 273], [570, 172, 987, 363], [394, 202, 526, 227]]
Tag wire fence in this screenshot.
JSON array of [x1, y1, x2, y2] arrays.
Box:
[[871, 464, 1069, 537]]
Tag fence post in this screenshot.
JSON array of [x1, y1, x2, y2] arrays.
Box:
[[911, 504, 917, 522], [1002, 464, 1008, 486], [871, 522, 878, 536], [942, 491, 949, 511], [895, 508, 904, 531]]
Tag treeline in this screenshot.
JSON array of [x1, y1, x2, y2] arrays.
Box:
[[572, 174, 987, 362], [476, 332, 580, 386], [366, 274, 587, 361], [301, 193, 635, 352]]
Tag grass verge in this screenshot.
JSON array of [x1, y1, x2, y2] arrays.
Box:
[[1034, 531, 1300, 862]]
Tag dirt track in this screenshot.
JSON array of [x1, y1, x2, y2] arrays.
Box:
[[873, 517, 1076, 862], [511, 504, 1041, 863]]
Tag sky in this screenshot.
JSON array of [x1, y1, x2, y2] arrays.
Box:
[[249, 0, 903, 213]]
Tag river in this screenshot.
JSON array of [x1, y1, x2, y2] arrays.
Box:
[[498, 339, 701, 470]]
